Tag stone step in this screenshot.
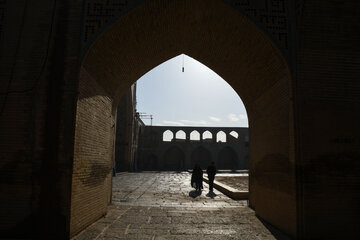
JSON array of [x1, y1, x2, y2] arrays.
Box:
[[203, 176, 249, 200]]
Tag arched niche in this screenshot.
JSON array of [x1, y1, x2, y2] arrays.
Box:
[[191, 146, 212, 169], [216, 131, 227, 143], [163, 130, 174, 142], [190, 130, 200, 141], [175, 130, 186, 141], [74, 0, 295, 237], [230, 131, 239, 138], [162, 146, 184, 170], [229, 131, 239, 142], [218, 146, 239, 170], [202, 131, 213, 142]]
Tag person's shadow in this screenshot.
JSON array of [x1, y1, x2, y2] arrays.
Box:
[[189, 190, 202, 198], [206, 191, 217, 199]]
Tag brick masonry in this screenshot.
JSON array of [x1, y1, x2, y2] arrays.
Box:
[[71, 67, 114, 236], [137, 126, 249, 170], [0, 0, 359, 239]]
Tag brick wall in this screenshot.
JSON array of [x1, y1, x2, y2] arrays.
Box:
[[2, 0, 359, 239], [0, 0, 82, 238], [70, 67, 115, 236], [295, 1, 360, 238], [81, 0, 297, 237]]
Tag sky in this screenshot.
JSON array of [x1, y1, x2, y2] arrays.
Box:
[[136, 54, 248, 134]]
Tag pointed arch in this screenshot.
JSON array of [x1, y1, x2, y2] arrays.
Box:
[[163, 146, 184, 170], [216, 131, 227, 143], [218, 146, 238, 170], [190, 130, 200, 141], [175, 130, 186, 141], [74, 0, 294, 236], [202, 131, 213, 142], [163, 130, 174, 142], [229, 131, 239, 142], [191, 146, 212, 169]]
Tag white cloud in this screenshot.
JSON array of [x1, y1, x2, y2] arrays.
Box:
[[239, 114, 247, 119], [228, 113, 239, 122], [163, 121, 186, 126], [180, 120, 208, 125], [209, 116, 221, 122]]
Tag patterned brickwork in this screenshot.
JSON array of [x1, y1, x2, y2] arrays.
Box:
[[230, 0, 289, 51], [82, 0, 137, 45], [81, 0, 290, 57]]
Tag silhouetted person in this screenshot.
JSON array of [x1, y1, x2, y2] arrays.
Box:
[[191, 164, 203, 191], [207, 161, 216, 192]]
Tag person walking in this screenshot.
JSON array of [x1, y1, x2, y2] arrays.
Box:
[[207, 161, 216, 192], [191, 164, 203, 191]]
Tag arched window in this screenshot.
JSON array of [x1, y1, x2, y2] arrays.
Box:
[[175, 130, 186, 141], [229, 131, 239, 142], [202, 131, 212, 142], [229, 131, 238, 139], [163, 130, 174, 142], [190, 130, 200, 141], [216, 131, 226, 143]]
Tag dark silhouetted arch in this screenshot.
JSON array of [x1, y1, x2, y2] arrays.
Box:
[[218, 147, 238, 170], [191, 146, 212, 169], [162, 146, 184, 170]]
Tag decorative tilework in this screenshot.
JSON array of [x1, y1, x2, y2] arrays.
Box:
[[83, 0, 137, 44], [81, 0, 291, 57], [230, 0, 289, 51]]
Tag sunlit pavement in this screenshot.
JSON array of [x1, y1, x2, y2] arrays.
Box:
[[72, 172, 292, 240]]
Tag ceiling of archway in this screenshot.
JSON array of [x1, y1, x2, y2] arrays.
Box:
[[81, 0, 290, 59], [81, 0, 291, 112]]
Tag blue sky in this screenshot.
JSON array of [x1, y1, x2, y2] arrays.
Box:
[[136, 54, 248, 129]]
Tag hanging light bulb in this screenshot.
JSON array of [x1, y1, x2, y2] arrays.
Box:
[[182, 54, 185, 72]]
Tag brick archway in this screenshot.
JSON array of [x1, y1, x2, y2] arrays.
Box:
[[73, 0, 294, 237]]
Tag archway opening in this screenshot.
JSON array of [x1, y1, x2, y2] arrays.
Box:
[[163, 146, 185, 170], [135, 54, 249, 174], [229, 131, 239, 139], [72, 0, 295, 238], [202, 131, 213, 142], [216, 131, 227, 143], [175, 130, 186, 141], [191, 146, 212, 169], [190, 130, 201, 141], [163, 130, 174, 142]]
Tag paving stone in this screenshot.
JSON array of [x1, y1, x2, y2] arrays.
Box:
[[72, 172, 293, 240]]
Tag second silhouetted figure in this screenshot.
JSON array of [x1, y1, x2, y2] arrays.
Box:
[[207, 161, 216, 192]]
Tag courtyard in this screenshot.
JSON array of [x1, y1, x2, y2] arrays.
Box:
[[72, 172, 292, 240]]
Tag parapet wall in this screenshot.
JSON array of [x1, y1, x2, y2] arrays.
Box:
[[137, 126, 249, 170]]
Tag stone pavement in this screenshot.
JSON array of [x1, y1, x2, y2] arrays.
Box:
[[72, 172, 292, 240], [215, 175, 248, 192]]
